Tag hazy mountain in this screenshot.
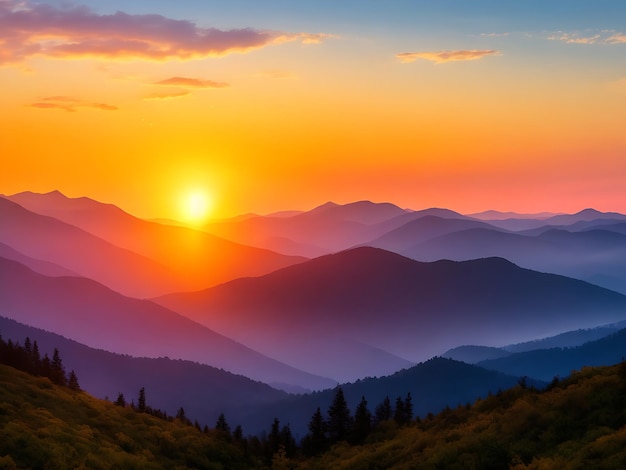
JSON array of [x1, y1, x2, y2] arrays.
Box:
[[0, 316, 290, 431], [403, 227, 626, 294], [202, 200, 411, 257], [0, 257, 335, 391], [442, 345, 512, 364], [0, 196, 182, 298], [484, 208, 626, 231], [467, 210, 560, 220], [0, 241, 78, 278], [360, 215, 504, 253], [156, 247, 626, 380], [4, 191, 306, 293], [477, 328, 626, 381]]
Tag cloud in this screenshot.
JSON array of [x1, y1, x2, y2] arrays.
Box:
[[548, 30, 626, 45], [28, 96, 118, 111], [396, 49, 500, 64], [480, 32, 509, 38], [0, 0, 332, 65], [144, 90, 190, 100], [154, 77, 229, 88]]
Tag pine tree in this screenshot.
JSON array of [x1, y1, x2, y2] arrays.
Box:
[[268, 417, 281, 456], [405, 392, 414, 423], [327, 386, 353, 443], [302, 407, 328, 456], [280, 424, 296, 458], [32, 341, 41, 375], [68, 370, 81, 391], [374, 396, 392, 424], [176, 407, 186, 421], [351, 396, 372, 444], [215, 413, 230, 433], [51, 348, 67, 386], [114, 393, 126, 407], [394, 395, 406, 425], [138, 387, 146, 412]]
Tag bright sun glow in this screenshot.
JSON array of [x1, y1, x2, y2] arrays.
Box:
[[181, 190, 212, 224]]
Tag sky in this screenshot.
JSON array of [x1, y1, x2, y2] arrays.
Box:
[[2, 0, 626, 221]]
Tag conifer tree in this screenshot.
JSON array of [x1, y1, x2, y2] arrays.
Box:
[[302, 407, 328, 456], [138, 387, 146, 412], [51, 348, 67, 386], [215, 413, 230, 433], [374, 396, 392, 424], [114, 393, 126, 407], [68, 370, 81, 391], [32, 340, 41, 375], [327, 386, 353, 443], [351, 396, 372, 444], [280, 423, 296, 458]]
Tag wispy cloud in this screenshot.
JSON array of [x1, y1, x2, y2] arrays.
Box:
[[0, 0, 332, 65], [396, 49, 500, 64], [28, 96, 118, 112], [548, 30, 626, 45], [144, 90, 191, 100], [480, 32, 509, 38], [154, 77, 229, 88]]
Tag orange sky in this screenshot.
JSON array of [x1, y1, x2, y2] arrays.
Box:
[[2, 1, 626, 220]]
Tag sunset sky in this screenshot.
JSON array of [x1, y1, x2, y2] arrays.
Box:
[[2, 0, 626, 220]]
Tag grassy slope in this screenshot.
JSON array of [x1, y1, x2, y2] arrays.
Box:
[[296, 363, 626, 469], [0, 364, 253, 470]]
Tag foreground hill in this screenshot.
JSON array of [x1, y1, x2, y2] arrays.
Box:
[[4, 191, 306, 295], [0, 364, 253, 469], [295, 362, 626, 469], [0, 257, 335, 391], [156, 247, 626, 380], [0, 316, 290, 432]]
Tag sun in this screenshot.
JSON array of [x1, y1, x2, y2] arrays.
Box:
[[181, 190, 212, 225]]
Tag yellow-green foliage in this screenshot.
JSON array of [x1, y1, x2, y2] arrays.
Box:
[[295, 363, 626, 469], [0, 364, 252, 469]]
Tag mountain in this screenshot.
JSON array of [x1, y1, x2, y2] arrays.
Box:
[[476, 327, 626, 381], [0, 196, 182, 298], [484, 208, 626, 231], [202, 200, 411, 257], [0, 364, 254, 469], [0, 257, 335, 391], [0, 316, 289, 432], [0, 241, 78, 278], [402, 227, 626, 294], [156, 247, 626, 380], [4, 191, 306, 294], [467, 210, 560, 220], [442, 345, 512, 364], [360, 215, 504, 253]]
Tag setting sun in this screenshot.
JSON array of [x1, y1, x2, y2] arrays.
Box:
[[181, 190, 212, 224]]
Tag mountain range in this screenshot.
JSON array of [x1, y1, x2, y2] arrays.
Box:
[[156, 246, 626, 381]]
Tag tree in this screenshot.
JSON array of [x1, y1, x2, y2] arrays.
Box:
[[176, 407, 187, 422], [280, 423, 296, 458], [50, 348, 67, 386], [405, 392, 414, 423], [114, 393, 126, 407], [374, 396, 392, 424], [351, 396, 372, 444], [68, 370, 81, 391], [138, 387, 146, 412], [215, 413, 230, 434], [327, 386, 353, 443], [302, 407, 328, 456]]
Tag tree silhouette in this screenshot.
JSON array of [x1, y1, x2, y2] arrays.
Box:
[[351, 396, 372, 444], [68, 370, 81, 391], [374, 396, 392, 424], [114, 393, 126, 407], [215, 413, 230, 434], [137, 387, 146, 412], [50, 348, 67, 386], [302, 407, 328, 456], [327, 386, 353, 443]]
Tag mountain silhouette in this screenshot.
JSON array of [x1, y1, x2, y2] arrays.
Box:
[[4, 191, 306, 294], [156, 247, 626, 380], [0, 256, 335, 391]]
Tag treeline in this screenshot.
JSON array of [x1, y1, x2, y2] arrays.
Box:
[[0, 334, 80, 391]]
